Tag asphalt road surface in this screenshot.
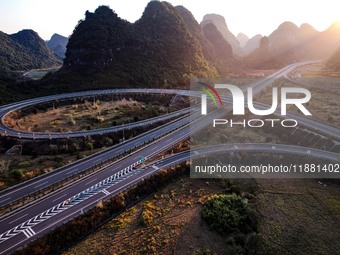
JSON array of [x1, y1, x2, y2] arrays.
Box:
[[0, 61, 339, 254], [0, 141, 338, 254], [0, 61, 339, 139], [0, 115, 191, 208]]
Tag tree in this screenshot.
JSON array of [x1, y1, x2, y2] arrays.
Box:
[[201, 194, 255, 235], [85, 142, 94, 150], [11, 169, 24, 180]]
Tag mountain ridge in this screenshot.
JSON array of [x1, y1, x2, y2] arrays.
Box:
[[0, 29, 61, 72], [176, 5, 234, 75], [243, 34, 262, 55], [55, 3, 217, 88], [201, 14, 243, 56], [236, 33, 249, 48], [243, 20, 340, 69], [242, 36, 283, 69], [47, 33, 68, 58]]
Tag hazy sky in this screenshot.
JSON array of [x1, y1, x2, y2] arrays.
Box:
[[0, 0, 339, 40]]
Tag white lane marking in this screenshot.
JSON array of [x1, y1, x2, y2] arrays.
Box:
[[85, 178, 97, 186], [93, 158, 103, 164], [22, 230, 30, 238], [23, 227, 35, 238], [52, 194, 67, 203], [0, 197, 11, 203], [102, 189, 110, 196], [70, 168, 79, 173], [0, 131, 186, 246], [151, 146, 158, 151], [29, 178, 47, 184], [33, 181, 48, 189], [1, 193, 104, 255], [0, 164, 77, 199], [25, 227, 35, 237], [3, 169, 121, 246], [9, 214, 28, 225]]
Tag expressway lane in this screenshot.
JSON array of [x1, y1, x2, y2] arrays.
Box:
[[247, 61, 318, 95], [0, 61, 339, 140], [0, 61, 334, 212], [152, 143, 340, 178], [0, 128, 189, 227], [1, 61, 339, 254], [285, 112, 340, 139], [0, 105, 228, 253], [0, 114, 191, 208], [0, 168, 159, 255], [0, 61, 337, 211], [1, 142, 339, 254]]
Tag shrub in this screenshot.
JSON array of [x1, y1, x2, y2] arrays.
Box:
[[17, 161, 35, 168], [85, 142, 94, 150], [76, 153, 86, 160], [201, 194, 256, 236], [140, 202, 156, 226], [140, 208, 154, 226], [11, 169, 25, 180], [53, 156, 63, 163]]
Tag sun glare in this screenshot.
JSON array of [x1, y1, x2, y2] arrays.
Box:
[[332, 20, 340, 28]]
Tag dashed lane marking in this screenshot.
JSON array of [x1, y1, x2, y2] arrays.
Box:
[[102, 189, 110, 196]]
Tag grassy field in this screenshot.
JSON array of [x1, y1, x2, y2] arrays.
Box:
[[256, 178, 340, 255], [5, 98, 176, 133], [295, 62, 340, 78], [0, 148, 103, 190], [255, 76, 340, 126], [62, 177, 254, 255], [61, 176, 340, 255], [191, 124, 271, 146]]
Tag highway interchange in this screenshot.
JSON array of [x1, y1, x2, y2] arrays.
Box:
[[0, 61, 339, 254]]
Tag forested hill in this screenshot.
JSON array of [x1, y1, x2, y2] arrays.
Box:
[[47, 33, 68, 59], [0, 29, 61, 73], [175, 5, 235, 75], [53, 2, 219, 88]]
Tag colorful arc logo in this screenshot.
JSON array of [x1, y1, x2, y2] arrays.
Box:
[[197, 82, 223, 115]]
